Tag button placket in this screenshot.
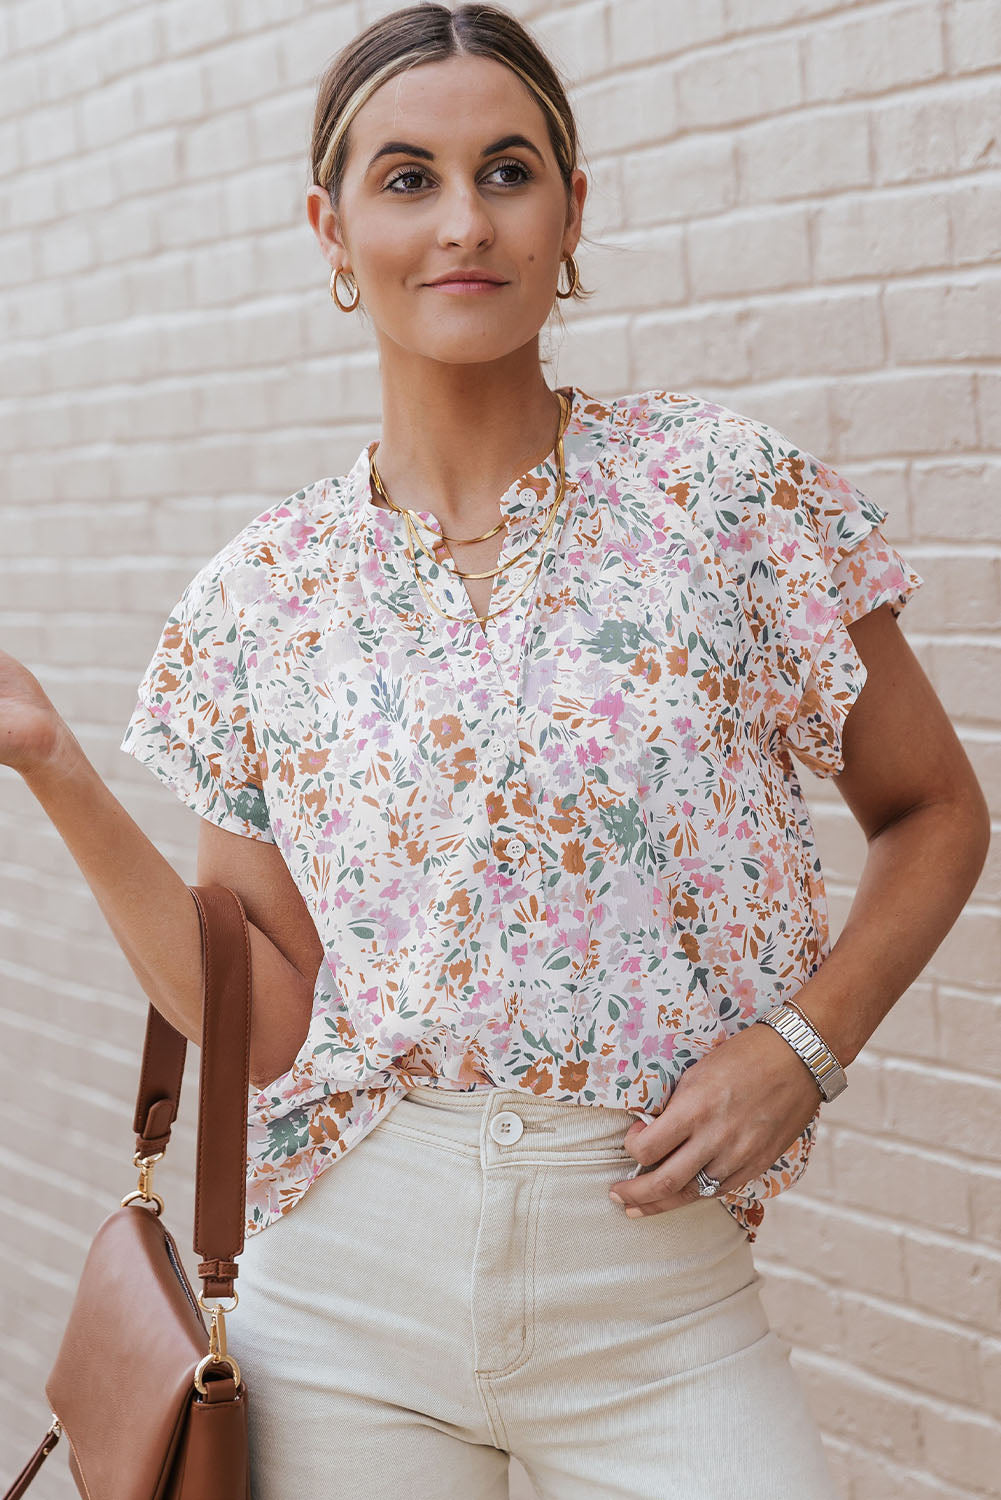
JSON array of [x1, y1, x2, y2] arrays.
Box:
[[432, 572, 547, 922]]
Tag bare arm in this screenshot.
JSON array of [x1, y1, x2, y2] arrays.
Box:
[[780, 602, 992, 1065], [19, 716, 320, 1091]]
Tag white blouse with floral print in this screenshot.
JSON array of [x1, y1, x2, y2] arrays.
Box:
[[119, 386, 924, 1244]]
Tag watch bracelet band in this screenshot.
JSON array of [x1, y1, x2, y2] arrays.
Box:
[[757, 1001, 848, 1101]]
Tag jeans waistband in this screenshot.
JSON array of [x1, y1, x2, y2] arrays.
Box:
[[390, 1082, 645, 1163]]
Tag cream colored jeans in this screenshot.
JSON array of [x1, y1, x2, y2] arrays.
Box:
[[229, 1084, 840, 1499]]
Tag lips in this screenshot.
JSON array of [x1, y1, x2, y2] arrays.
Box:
[[425, 272, 507, 286]]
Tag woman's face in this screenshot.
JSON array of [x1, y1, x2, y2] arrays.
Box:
[[306, 53, 587, 366]]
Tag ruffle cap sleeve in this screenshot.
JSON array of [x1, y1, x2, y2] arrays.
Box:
[[119, 554, 274, 841], [731, 422, 924, 778]]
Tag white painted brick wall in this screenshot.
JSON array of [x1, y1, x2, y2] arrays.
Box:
[[1, 3, 998, 1497]]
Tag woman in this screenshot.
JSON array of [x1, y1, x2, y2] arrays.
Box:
[[5, 4, 990, 1498]]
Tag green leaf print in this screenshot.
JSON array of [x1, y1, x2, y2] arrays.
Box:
[[261, 1105, 311, 1163], [599, 797, 648, 864], [585, 619, 655, 664], [231, 784, 271, 834], [371, 667, 407, 725]]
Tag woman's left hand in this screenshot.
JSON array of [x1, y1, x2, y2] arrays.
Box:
[[607, 1021, 824, 1216]]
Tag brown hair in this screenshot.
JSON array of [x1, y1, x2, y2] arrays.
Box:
[[309, 2, 596, 321]]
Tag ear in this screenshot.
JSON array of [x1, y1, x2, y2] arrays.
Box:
[[306, 183, 349, 266]]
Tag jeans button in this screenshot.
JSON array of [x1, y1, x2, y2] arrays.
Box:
[[489, 1110, 524, 1144]]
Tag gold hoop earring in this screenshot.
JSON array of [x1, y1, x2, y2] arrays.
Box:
[[329, 266, 360, 312], [555, 253, 580, 300]]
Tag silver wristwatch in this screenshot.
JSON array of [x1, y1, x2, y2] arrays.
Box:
[[757, 1002, 848, 1102]]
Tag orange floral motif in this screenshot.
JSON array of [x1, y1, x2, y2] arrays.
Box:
[[678, 932, 702, 964], [511, 785, 536, 818], [298, 746, 331, 775], [772, 473, 802, 509], [484, 791, 507, 824], [447, 746, 477, 786], [457, 1043, 493, 1085], [560, 839, 587, 875], [444, 888, 472, 921], [523, 1059, 554, 1095], [403, 837, 429, 865], [629, 652, 662, 684], [430, 715, 463, 748], [308, 1114, 341, 1144], [448, 956, 472, 989], [559, 1060, 590, 1093]]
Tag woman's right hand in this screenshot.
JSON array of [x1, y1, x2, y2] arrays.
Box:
[[0, 645, 71, 777]]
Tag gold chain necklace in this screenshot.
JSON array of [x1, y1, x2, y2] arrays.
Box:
[[368, 389, 573, 628]]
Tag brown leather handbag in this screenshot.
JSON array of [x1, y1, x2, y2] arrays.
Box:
[[3, 884, 256, 1500]]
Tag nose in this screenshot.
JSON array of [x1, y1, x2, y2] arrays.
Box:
[[436, 183, 495, 250]]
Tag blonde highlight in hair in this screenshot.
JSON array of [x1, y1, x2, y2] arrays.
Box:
[[308, 2, 593, 308], [316, 50, 437, 190]]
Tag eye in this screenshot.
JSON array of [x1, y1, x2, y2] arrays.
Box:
[[383, 158, 534, 194], [491, 158, 533, 186]]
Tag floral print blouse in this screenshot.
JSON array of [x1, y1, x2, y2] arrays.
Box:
[[119, 386, 924, 1244]]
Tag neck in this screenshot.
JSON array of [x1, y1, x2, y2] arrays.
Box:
[[370, 356, 568, 530]]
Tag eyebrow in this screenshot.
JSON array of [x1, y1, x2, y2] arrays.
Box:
[[365, 133, 546, 173]]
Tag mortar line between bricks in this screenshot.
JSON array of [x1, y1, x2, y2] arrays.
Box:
[[791, 1344, 1001, 1426], [761, 1262, 1001, 1347], [756, 1200, 1001, 1260], [818, 1431, 987, 1500]]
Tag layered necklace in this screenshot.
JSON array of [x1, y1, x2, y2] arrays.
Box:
[[368, 387, 574, 629]]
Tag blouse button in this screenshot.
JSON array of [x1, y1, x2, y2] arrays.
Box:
[[484, 737, 508, 764], [493, 641, 513, 663], [506, 836, 528, 861], [489, 1111, 524, 1144]]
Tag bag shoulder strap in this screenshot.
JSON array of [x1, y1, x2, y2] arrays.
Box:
[[132, 884, 252, 1297]]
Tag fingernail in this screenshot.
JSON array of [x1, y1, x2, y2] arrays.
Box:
[[608, 1192, 625, 1205], [625, 1206, 643, 1218]]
